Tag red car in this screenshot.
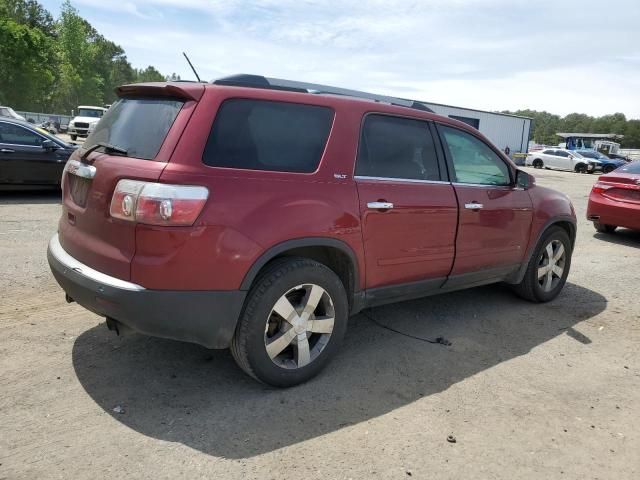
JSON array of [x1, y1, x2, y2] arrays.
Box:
[[587, 161, 640, 233], [48, 76, 577, 387]]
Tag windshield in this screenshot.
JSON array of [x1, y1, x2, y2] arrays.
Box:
[[579, 151, 598, 159], [78, 109, 104, 118], [571, 151, 584, 158], [85, 97, 183, 160]]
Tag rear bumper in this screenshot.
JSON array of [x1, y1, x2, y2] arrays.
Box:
[[587, 196, 640, 231], [47, 234, 245, 348]]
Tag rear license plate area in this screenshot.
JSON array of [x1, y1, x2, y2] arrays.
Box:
[[69, 173, 92, 207]]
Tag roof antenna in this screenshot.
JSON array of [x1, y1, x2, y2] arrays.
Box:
[[182, 52, 202, 82]]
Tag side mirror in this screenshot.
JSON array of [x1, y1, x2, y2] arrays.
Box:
[[41, 139, 59, 151], [515, 169, 532, 190]]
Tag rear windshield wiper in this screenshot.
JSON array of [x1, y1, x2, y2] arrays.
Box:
[[80, 142, 128, 162]]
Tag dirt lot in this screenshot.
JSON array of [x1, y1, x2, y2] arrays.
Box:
[[1, 168, 639, 479]]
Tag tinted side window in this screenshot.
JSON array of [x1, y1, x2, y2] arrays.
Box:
[[556, 151, 570, 157], [542, 149, 554, 154], [0, 123, 43, 146], [439, 125, 510, 186], [203, 99, 333, 173], [356, 115, 440, 181]]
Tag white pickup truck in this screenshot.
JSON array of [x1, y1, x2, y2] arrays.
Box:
[[68, 106, 107, 141]]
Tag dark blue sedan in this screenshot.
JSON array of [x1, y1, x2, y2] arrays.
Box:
[[576, 150, 626, 174], [0, 118, 77, 189]]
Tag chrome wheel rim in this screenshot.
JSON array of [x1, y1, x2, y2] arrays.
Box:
[[264, 284, 335, 369], [537, 240, 566, 292]]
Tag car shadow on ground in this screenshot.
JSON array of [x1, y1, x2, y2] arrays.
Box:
[[593, 229, 640, 248], [72, 282, 606, 459], [0, 190, 60, 205]]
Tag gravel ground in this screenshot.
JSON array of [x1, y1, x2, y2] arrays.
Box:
[[1, 168, 639, 479]]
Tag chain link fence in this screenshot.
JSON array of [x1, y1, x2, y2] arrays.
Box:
[[15, 110, 72, 131]]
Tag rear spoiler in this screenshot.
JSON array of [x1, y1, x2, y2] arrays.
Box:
[[115, 82, 205, 101]]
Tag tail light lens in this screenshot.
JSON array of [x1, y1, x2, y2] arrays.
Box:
[[592, 182, 613, 195], [110, 180, 208, 226]]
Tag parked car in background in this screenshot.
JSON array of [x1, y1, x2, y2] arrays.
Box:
[[0, 106, 26, 121], [587, 161, 640, 233], [0, 118, 76, 189], [48, 76, 577, 387], [67, 106, 106, 141], [607, 152, 631, 162], [526, 148, 600, 173], [576, 150, 625, 173]]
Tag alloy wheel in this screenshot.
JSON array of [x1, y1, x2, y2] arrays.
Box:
[[537, 240, 566, 292], [264, 284, 335, 369]]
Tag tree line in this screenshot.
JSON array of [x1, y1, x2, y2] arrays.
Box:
[[503, 111, 640, 149], [0, 0, 179, 114]]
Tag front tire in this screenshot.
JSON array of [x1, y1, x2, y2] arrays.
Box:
[[70, 134, 77, 141], [512, 226, 572, 303], [532, 159, 544, 169], [603, 165, 616, 174], [231, 257, 348, 387], [574, 163, 587, 173]]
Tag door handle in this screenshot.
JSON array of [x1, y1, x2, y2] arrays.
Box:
[[464, 202, 484, 210], [1, 148, 15, 153], [367, 201, 394, 210]]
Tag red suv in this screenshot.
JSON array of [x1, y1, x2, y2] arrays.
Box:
[[48, 75, 577, 387]]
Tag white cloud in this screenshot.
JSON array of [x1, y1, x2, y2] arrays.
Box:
[[60, 0, 640, 116]]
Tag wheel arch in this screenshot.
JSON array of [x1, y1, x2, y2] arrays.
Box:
[[506, 216, 576, 285], [240, 237, 361, 310]]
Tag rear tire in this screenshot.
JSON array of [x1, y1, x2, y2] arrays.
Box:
[[512, 226, 572, 303], [532, 159, 543, 169], [231, 257, 348, 387], [594, 222, 616, 234]]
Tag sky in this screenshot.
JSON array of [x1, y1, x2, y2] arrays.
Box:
[[39, 0, 640, 118]]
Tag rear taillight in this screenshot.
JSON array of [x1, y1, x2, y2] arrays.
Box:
[[110, 180, 208, 226], [592, 182, 613, 195]]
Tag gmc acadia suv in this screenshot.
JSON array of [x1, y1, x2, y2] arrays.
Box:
[[48, 75, 577, 387]]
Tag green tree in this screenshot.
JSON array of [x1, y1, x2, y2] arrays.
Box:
[[0, 0, 55, 36], [54, 1, 104, 111], [0, 17, 57, 110], [135, 66, 165, 83]]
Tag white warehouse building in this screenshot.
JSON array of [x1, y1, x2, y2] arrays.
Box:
[[421, 101, 533, 155]]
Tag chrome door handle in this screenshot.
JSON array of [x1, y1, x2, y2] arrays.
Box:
[[367, 201, 394, 210], [465, 202, 484, 210], [1, 148, 15, 153]]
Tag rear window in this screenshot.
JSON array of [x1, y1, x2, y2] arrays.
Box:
[[85, 97, 183, 160], [619, 161, 640, 174], [356, 114, 441, 181], [202, 99, 333, 173]]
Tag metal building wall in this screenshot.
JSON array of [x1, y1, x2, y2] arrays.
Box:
[[423, 102, 531, 153]]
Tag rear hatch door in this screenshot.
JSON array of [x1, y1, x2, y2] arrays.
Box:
[[59, 83, 204, 280]]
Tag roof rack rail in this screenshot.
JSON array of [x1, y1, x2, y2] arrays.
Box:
[[212, 74, 434, 113]]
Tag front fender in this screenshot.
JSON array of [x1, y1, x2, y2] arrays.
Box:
[[506, 185, 576, 284]]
